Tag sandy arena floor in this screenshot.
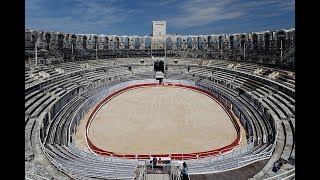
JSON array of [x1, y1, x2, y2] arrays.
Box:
[[75, 86, 247, 154]]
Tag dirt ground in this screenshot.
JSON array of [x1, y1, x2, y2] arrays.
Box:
[[75, 86, 247, 155]]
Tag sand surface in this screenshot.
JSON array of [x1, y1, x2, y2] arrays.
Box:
[[76, 86, 242, 154]]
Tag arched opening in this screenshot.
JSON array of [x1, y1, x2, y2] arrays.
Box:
[[58, 34, 64, 49], [124, 37, 129, 49], [264, 33, 270, 51], [292, 30, 295, 45], [229, 36, 234, 50], [134, 38, 140, 49], [145, 37, 151, 49], [31, 31, 38, 45], [93, 36, 98, 49], [45, 33, 51, 50], [240, 35, 246, 49], [218, 36, 223, 50], [25, 30, 32, 47], [104, 37, 109, 50], [252, 34, 258, 50], [25, 30, 31, 39], [71, 35, 77, 49], [38, 32, 44, 49], [176, 37, 182, 49], [66, 34, 70, 44], [287, 31, 294, 47], [83, 36, 87, 49], [114, 37, 120, 49], [166, 37, 173, 50], [24, 29, 32, 38], [187, 37, 192, 49], [277, 31, 286, 51], [208, 36, 213, 49], [197, 37, 203, 50]]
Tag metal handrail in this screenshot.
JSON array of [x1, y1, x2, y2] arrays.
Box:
[[282, 45, 295, 59], [264, 168, 295, 180]]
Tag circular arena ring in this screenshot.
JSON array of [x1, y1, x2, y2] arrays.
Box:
[[85, 83, 241, 160]]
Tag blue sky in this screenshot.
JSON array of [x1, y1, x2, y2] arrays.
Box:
[[26, 0, 295, 36]]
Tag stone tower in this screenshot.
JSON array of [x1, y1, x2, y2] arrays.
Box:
[[152, 21, 166, 49]]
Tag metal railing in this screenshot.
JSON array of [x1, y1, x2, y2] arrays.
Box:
[[49, 46, 64, 60], [282, 44, 295, 59], [187, 148, 273, 174], [170, 163, 182, 180], [137, 165, 146, 180], [264, 168, 295, 180]]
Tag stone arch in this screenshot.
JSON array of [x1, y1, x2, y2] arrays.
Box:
[[104, 37, 109, 49], [264, 33, 270, 51], [197, 37, 203, 49], [208, 36, 213, 49], [93, 36, 98, 48], [287, 30, 295, 47], [25, 29, 31, 36], [98, 36, 103, 43], [187, 37, 192, 49], [83, 35, 87, 49], [65, 34, 70, 44], [218, 36, 223, 50], [76, 35, 82, 42], [166, 37, 173, 49], [176, 37, 182, 49], [45, 33, 52, 50], [240, 34, 246, 49], [31, 33, 37, 46], [223, 35, 229, 48], [229, 35, 234, 50], [114, 37, 120, 49], [124, 37, 129, 49], [252, 34, 258, 50], [25, 30, 32, 41], [58, 34, 64, 49], [25, 30, 33, 48], [145, 37, 151, 49], [276, 31, 286, 51], [31, 31, 38, 45], [71, 34, 77, 49], [134, 37, 140, 49]]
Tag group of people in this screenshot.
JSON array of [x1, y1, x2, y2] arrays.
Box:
[[152, 156, 162, 166], [152, 156, 189, 180]]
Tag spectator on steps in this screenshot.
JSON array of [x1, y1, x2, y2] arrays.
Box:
[[181, 162, 189, 180], [152, 156, 157, 168]]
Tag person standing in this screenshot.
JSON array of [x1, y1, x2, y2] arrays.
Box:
[[181, 162, 189, 180], [152, 156, 157, 169]]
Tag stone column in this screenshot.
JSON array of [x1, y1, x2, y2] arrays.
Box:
[[140, 37, 145, 50], [119, 37, 124, 50]]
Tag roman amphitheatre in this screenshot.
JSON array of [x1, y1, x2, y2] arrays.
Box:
[[25, 21, 295, 180]]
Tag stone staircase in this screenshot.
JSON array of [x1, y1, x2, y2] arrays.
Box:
[[146, 174, 170, 180]]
